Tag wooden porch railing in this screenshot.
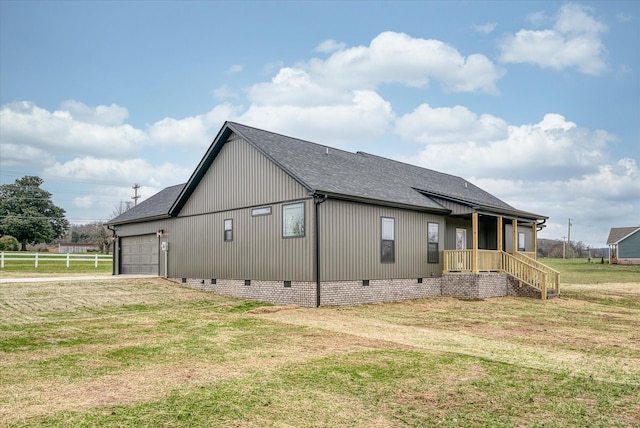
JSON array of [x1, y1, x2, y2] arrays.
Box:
[[443, 250, 502, 272], [520, 251, 536, 260], [443, 250, 559, 300], [514, 252, 560, 294]]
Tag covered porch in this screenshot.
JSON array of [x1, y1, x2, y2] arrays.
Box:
[[442, 212, 560, 300]]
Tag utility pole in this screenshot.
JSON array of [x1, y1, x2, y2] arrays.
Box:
[[567, 218, 572, 258], [562, 236, 566, 259], [132, 183, 141, 206]]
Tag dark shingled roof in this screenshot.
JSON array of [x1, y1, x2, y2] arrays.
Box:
[[606, 226, 640, 245], [110, 121, 546, 225], [228, 122, 521, 214], [108, 183, 185, 225]]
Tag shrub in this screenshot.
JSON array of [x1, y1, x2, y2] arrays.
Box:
[[0, 235, 19, 251]]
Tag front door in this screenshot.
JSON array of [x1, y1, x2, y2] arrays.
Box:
[[455, 228, 467, 270], [456, 228, 467, 250]]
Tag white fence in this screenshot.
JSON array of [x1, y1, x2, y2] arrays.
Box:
[[1, 252, 112, 268]]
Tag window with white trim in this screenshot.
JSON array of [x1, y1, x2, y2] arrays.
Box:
[[283, 203, 305, 238], [224, 219, 233, 242], [381, 217, 395, 263], [518, 232, 526, 251], [428, 222, 439, 263]]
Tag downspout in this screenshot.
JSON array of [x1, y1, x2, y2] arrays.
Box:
[[106, 225, 117, 276], [313, 193, 328, 308], [536, 219, 546, 231]]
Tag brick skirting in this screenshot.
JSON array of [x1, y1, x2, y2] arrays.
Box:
[[172, 273, 523, 307], [441, 273, 509, 300]]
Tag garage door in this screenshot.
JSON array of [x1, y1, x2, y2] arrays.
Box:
[[120, 235, 159, 275]]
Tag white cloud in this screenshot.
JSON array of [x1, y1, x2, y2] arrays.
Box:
[[395, 104, 508, 144], [315, 39, 347, 53], [212, 85, 239, 99], [238, 31, 505, 144], [43, 156, 191, 188], [146, 104, 241, 149], [499, 3, 608, 75], [616, 13, 632, 23], [226, 64, 243, 74], [306, 31, 503, 94], [59, 100, 129, 126], [399, 107, 634, 247], [402, 112, 614, 181], [248, 68, 350, 107], [472, 158, 640, 246], [0, 101, 147, 161], [526, 11, 548, 26], [0, 143, 56, 169], [473, 23, 496, 34], [240, 90, 393, 145]]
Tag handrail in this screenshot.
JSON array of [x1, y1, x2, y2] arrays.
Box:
[[502, 252, 549, 300], [514, 252, 560, 294]]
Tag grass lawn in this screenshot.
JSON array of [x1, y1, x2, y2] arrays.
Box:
[[1, 262, 639, 427], [0, 253, 112, 277], [543, 258, 640, 284]]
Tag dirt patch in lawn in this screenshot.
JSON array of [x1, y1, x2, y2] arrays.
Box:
[[252, 291, 640, 385]]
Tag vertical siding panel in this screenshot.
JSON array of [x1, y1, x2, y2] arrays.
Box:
[[179, 135, 308, 216], [168, 201, 313, 282], [319, 200, 445, 281]]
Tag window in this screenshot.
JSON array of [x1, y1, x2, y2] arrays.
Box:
[[518, 232, 526, 251], [428, 222, 439, 263], [381, 217, 395, 263], [252, 206, 272, 216], [224, 219, 233, 242], [283, 202, 305, 238]]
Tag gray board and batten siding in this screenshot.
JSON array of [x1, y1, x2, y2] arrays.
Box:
[[170, 133, 314, 281], [319, 199, 445, 281], [177, 134, 308, 216]]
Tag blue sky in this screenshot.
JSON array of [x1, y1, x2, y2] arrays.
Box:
[[1, 0, 638, 248]]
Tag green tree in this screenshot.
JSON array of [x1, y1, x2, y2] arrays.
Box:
[[0, 176, 70, 251]]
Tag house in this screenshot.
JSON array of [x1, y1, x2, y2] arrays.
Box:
[[108, 122, 559, 307], [56, 243, 100, 254], [607, 226, 640, 264]]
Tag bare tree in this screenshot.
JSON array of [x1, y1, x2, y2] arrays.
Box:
[[110, 200, 133, 220]]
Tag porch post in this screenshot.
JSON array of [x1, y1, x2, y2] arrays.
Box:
[[497, 216, 503, 252], [512, 219, 518, 255], [531, 221, 537, 259], [472, 212, 479, 273], [497, 216, 503, 271]]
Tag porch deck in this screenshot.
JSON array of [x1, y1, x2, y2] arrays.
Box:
[[443, 250, 560, 300]]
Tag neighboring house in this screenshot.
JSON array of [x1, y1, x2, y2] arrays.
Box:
[[108, 122, 559, 307], [57, 243, 100, 254], [607, 226, 640, 264]]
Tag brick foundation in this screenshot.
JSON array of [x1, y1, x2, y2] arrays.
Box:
[[175, 278, 316, 307], [441, 273, 508, 299], [173, 273, 545, 307], [319, 278, 441, 306]]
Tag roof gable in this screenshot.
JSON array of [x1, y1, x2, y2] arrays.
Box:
[[108, 183, 185, 225], [606, 226, 640, 245]]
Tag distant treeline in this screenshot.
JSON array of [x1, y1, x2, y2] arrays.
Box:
[[537, 238, 607, 259]]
